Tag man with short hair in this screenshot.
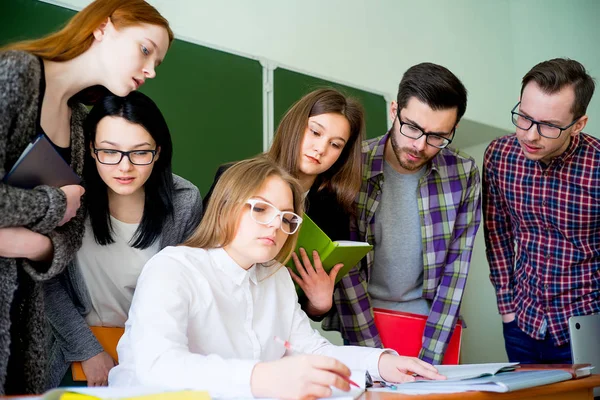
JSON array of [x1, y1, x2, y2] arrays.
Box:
[[483, 58, 597, 363], [323, 62, 482, 364]]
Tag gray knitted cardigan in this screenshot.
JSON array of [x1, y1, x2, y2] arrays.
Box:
[[0, 51, 87, 394], [44, 175, 202, 389]]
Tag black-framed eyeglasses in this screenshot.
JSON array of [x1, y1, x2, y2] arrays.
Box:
[[396, 112, 454, 149], [93, 147, 157, 165], [511, 102, 581, 139]]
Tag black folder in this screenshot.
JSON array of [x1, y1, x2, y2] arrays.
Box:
[[3, 134, 81, 189]]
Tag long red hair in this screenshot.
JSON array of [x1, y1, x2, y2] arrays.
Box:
[[3, 0, 174, 61]]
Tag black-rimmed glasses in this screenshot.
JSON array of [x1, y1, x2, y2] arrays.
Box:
[[93, 148, 157, 165], [246, 199, 303, 235], [396, 112, 454, 149], [511, 102, 581, 139]]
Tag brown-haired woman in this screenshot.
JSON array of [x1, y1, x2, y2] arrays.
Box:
[[203, 88, 365, 319], [0, 0, 173, 394]]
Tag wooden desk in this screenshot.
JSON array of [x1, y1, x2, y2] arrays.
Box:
[[359, 374, 600, 400], [2, 375, 599, 399]]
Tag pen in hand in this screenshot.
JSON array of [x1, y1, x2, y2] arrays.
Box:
[[273, 336, 361, 389]]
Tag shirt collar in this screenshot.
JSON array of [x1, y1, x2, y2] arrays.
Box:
[[544, 133, 582, 168], [209, 247, 257, 286]]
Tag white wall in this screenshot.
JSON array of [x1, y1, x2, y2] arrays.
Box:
[[460, 141, 508, 364], [49, 0, 516, 133], [509, 0, 600, 136]]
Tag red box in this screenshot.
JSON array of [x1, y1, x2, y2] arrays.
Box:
[[373, 308, 462, 365]]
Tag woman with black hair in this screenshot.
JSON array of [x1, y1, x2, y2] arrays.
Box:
[[44, 91, 202, 389]]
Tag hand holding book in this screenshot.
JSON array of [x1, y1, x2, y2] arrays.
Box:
[[58, 184, 85, 226], [3, 133, 84, 227], [285, 215, 372, 297], [288, 248, 343, 315]]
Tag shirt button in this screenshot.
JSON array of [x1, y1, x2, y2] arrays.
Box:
[[542, 200, 547, 206]]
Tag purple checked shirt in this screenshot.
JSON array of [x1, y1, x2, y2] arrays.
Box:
[[323, 133, 482, 364]]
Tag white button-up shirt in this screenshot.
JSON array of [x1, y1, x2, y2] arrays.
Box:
[[109, 247, 387, 398]]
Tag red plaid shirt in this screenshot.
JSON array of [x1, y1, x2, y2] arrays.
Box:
[[483, 133, 600, 346]]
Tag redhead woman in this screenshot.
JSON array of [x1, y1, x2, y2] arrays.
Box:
[[0, 0, 172, 394]]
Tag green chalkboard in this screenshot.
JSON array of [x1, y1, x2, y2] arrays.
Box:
[[274, 68, 388, 140], [140, 41, 263, 194], [0, 0, 75, 43], [1, 0, 263, 195]]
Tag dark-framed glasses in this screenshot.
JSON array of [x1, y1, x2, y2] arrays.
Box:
[[511, 102, 581, 139], [246, 199, 303, 235], [93, 147, 157, 165], [396, 112, 454, 149]]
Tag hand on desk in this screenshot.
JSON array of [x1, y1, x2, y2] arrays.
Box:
[[378, 353, 446, 383], [81, 351, 116, 387], [251, 354, 352, 399], [288, 248, 342, 316]]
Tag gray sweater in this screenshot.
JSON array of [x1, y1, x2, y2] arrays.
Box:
[[0, 51, 87, 394], [44, 175, 202, 389]]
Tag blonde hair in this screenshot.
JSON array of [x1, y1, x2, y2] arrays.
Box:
[[184, 156, 304, 265], [2, 0, 174, 61]]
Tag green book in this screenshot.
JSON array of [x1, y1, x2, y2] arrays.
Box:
[[286, 215, 372, 294]]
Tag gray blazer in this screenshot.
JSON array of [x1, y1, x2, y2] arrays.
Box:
[[44, 174, 202, 389], [0, 51, 87, 394]]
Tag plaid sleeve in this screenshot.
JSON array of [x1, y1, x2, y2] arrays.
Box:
[[334, 258, 382, 347], [482, 143, 515, 315], [420, 164, 482, 364]]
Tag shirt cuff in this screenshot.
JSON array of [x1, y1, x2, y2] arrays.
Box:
[[370, 348, 398, 381], [209, 359, 258, 398], [497, 292, 514, 314]]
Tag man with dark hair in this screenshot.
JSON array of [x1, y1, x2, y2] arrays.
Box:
[[484, 58, 597, 363], [323, 62, 482, 364]]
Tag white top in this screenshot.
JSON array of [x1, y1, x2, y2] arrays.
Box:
[[109, 247, 389, 398], [78, 216, 160, 327]]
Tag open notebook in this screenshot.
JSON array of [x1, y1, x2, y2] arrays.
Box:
[[433, 362, 519, 380], [372, 363, 572, 394]]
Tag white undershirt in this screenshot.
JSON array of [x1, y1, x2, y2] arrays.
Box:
[[78, 216, 160, 327], [109, 247, 389, 397]]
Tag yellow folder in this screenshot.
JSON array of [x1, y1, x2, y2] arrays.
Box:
[[58, 391, 210, 400]]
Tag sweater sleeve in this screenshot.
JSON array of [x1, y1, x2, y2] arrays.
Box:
[[0, 51, 67, 231], [44, 268, 104, 363], [173, 175, 203, 243]]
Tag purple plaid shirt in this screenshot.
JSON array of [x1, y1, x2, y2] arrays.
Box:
[[323, 133, 482, 364]]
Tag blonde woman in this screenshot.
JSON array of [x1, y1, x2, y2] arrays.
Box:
[[110, 157, 444, 399]]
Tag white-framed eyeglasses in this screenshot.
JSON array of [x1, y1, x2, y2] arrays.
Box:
[[246, 199, 303, 235]]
